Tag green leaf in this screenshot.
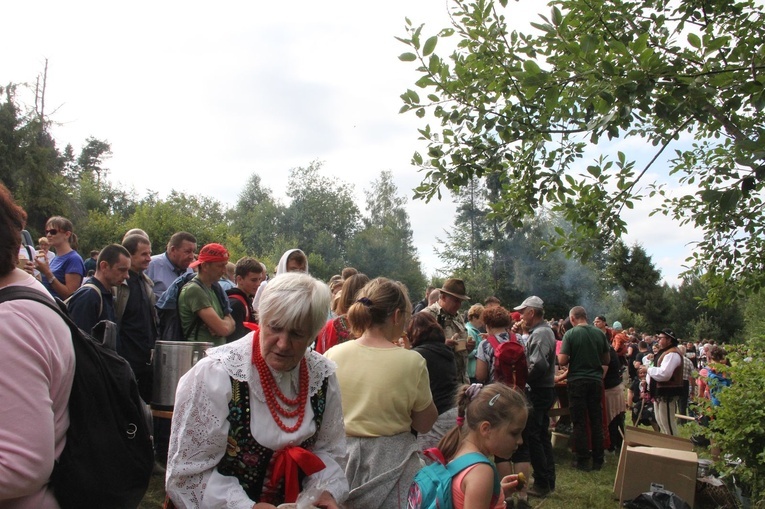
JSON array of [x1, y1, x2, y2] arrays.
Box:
[[551, 6, 562, 26], [687, 33, 701, 49], [399, 52, 417, 62], [523, 59, 542, 74], [423, 36, 438, 57]]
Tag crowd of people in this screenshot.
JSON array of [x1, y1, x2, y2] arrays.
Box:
[[0, 181, 732, 509]]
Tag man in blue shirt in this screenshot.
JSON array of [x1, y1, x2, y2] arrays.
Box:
[[66, 244, 130, 335], [147, 231, 196, 299]]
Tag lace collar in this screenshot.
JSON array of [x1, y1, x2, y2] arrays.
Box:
[[206, 335, 336, 402]]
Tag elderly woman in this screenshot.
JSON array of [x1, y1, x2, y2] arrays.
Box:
[[325, 278, 437, 508], [315, 273, 370, 354], [34, 216, 85, 299], [166, 272, 348, 508], [408, 312, 458, 451]]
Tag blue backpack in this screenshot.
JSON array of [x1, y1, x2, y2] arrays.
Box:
[[408, 450, 500, 509]]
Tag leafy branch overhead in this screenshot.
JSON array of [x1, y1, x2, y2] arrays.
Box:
[[398, 0, 765, 303]]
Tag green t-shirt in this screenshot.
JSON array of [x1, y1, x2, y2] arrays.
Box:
[[179, 277, 226, 346], [560, 324, 610, 382]]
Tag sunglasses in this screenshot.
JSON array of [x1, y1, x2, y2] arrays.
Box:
[[45, 228, 60, 236]]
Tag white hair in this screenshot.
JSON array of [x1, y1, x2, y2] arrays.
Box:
[[258, 272, 330, 338]]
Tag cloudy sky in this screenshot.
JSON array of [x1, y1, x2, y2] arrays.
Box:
[[3, 0, 698, 285]]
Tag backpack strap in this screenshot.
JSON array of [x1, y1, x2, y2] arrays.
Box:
[[113, 283, 128, 326], [73, 282, 103, 318], [181, 278, 205, 340], [0, 286, 75, 331], [446, 452, 501, 498], [485, 333, 501, 352], [228, 293, 250, 322]]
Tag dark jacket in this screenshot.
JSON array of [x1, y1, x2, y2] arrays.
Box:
[[67, 277, 115, 334], [413, 342, 458, 415], [225, 287, 254, 343]]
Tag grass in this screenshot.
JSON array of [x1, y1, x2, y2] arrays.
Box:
[[139, 440, 625, 508]]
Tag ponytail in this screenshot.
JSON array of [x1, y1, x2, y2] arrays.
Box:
[[346, 277, 410, 337], [437, 383, 529, 462]]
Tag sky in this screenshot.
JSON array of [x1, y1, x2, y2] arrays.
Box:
[[2, 0, 700, 286]]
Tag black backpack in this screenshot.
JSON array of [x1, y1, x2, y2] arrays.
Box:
[[0, 286, 154, 509]]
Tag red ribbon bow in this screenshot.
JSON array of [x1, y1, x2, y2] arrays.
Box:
[[270, 446, 326, 503]]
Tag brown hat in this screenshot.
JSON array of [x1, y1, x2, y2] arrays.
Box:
[[440, 278, 470, 301]]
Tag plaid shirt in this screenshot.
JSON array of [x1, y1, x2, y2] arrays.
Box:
[[682, 356, 694, 381]]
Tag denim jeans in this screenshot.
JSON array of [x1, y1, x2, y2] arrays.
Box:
[[567, 378, 604, 465], [526, 386, 557, 490]]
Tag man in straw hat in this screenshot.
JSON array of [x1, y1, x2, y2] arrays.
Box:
[[421, 278, 474, 383]]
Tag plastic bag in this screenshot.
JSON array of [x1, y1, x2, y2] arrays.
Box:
[[623, 489, 691, 509], [275, 485, 325, 509]]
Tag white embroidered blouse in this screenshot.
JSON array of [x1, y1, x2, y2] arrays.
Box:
[[165, 334, 349, 508]]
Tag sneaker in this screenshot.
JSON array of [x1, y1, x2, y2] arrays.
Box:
[[527, 484, 552, 497]]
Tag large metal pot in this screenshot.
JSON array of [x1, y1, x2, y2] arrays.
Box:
[[152, 341, 213, 410]]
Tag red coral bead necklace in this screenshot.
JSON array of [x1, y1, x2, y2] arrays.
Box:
[[252, 336, 308, 433]]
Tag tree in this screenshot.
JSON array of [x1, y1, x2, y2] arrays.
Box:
[[346, 170, 426, 295], [129, 191, 231, 253], [399, 0, 765, 304], [282, 161, 360, 280], [666, 274, 744, 342], [606, 241, 670, 331], [76, 136, 112, 186], [229, 173, 284, 258], [0, 83, 71, 232]]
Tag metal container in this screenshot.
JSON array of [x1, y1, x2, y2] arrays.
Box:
[[151, 341, 213, 410], [697, 458, 713, 478]]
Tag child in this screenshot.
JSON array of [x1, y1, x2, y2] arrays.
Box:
[[438, 383, 529, 509]]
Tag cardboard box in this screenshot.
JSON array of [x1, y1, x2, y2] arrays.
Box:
[[613, 426, 697, 507]]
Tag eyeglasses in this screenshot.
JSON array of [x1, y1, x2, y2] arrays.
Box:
[[45, 228, 60, 236]]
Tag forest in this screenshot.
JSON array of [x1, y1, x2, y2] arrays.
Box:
[[0, 80, 753, 343]]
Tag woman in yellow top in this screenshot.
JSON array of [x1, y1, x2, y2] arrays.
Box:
[[325, 277, 437, 508]]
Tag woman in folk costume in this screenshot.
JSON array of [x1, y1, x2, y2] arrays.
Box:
[[165, 272, 348, 508], [325, 277, 438, 508]]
